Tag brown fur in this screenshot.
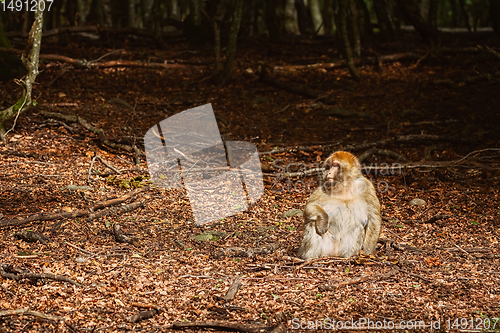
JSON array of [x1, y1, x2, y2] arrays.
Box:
[[298, 151, 381, 260]]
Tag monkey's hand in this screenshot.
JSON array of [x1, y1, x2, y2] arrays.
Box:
[[304, 204, 329, 236]]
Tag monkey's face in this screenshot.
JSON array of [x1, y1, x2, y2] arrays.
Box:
[[323, 160, 346, 189], [322, 154, 361, 193], [325, 161, 341, 181]]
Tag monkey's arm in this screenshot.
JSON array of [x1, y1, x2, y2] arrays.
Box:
[[304, 203, 329, 236], [361, 180, 382, 254], [362, 212, 381, 254]]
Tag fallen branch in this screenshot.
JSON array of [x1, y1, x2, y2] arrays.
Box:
[[6, 24, 185, 39], [357, 147, 409, 163], [93, 186, 149, 210], [87, 201, 144, 221], [64, 241, 97, 256], [319, 269, 397, 291], [1, 285, 14, 296], [0, 187, 149, 228], [130, 309, 158, 323], [0, 47, 191, 70], [14, 230, 50, 244], [418, 214, 450, 224], [0, 263, 82, 287], [395, 267, 431, 283], [477, 44, 500, 60], [95, 154, 121, 174], [260, 134, 473, 156], [172, 321, 274, 333], [0, 308, 65, 322], [113, 223, 140, 246], [378, 238, 425, 253], [219, 275, 243, 302], [273, 53, 422, 72], [39, 110, 142, 165], [279, 157, 490, 177], [244, 68, 335, 104], [440, 247, 492, 253]]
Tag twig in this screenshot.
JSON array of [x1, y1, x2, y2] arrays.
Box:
[[220, 275, 243, 302], [87, 154, 97, 182], [0, 308, 65, 322], [64, 241, 97, 256], [1, 284, 14, 296], [260, 134, 473, 156], [172, 321, 274, 333], [39, 110, 144, 161], [95, 154, 121, 174], [455, 244, 473, 258], [395, 267, 431, 283], [0, 264, 82, 287], [450, 148, 500, 166], [113, 223, 139, 246], [440, 247, 492, 253], [0, 186, 149, 228], [357, 147, 408, 163], [87, 201, 144, 221], [178, 274, 213, 279], [477, 44, 500, 60], [419, 214, 450, 224], [130, 309, 158, 323], [319, 269, 397, 291]]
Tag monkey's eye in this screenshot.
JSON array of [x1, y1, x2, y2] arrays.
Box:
[[331, 162, 340, 169]]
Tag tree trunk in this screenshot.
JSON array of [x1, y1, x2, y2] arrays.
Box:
[[213, 0, 244, 86], [295, 0, 309, 34], [265, 0, 280, 40], [458, 0, 471, 32], [65, 0, 77, 26], [428, 0, 438, 27], [128, 0, 136, 28], [186, 0, 206, 47], [283, 0, 300, 35], [111, 0, 127, 27], [77, 0, 88, 23], [337, 0, 359, 80], [88, 0, 105, 26], [309, 0, 325, 34], [449, 0, 458, 27], [348, 0, 361, 57], [491, 0, 500, 34], [420, 0, 430, 21], [0, 0, 44, 140], [246, 0, 257, 37], [323, 0, 333, 35], [355, 0, 375, 42], [169, 0, 180, 20], [213, 0, 228, 73], [372, 0, 395, 40], [142, 0, 155, 30], [394, 0, 439, 43]]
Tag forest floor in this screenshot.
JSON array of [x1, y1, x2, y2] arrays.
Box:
[[0, 30, 500, 332]]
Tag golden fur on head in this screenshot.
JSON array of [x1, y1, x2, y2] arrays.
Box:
[[325, 151, 360, 170]]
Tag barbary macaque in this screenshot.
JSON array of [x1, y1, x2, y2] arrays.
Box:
[[298, 151, 381, 260]]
